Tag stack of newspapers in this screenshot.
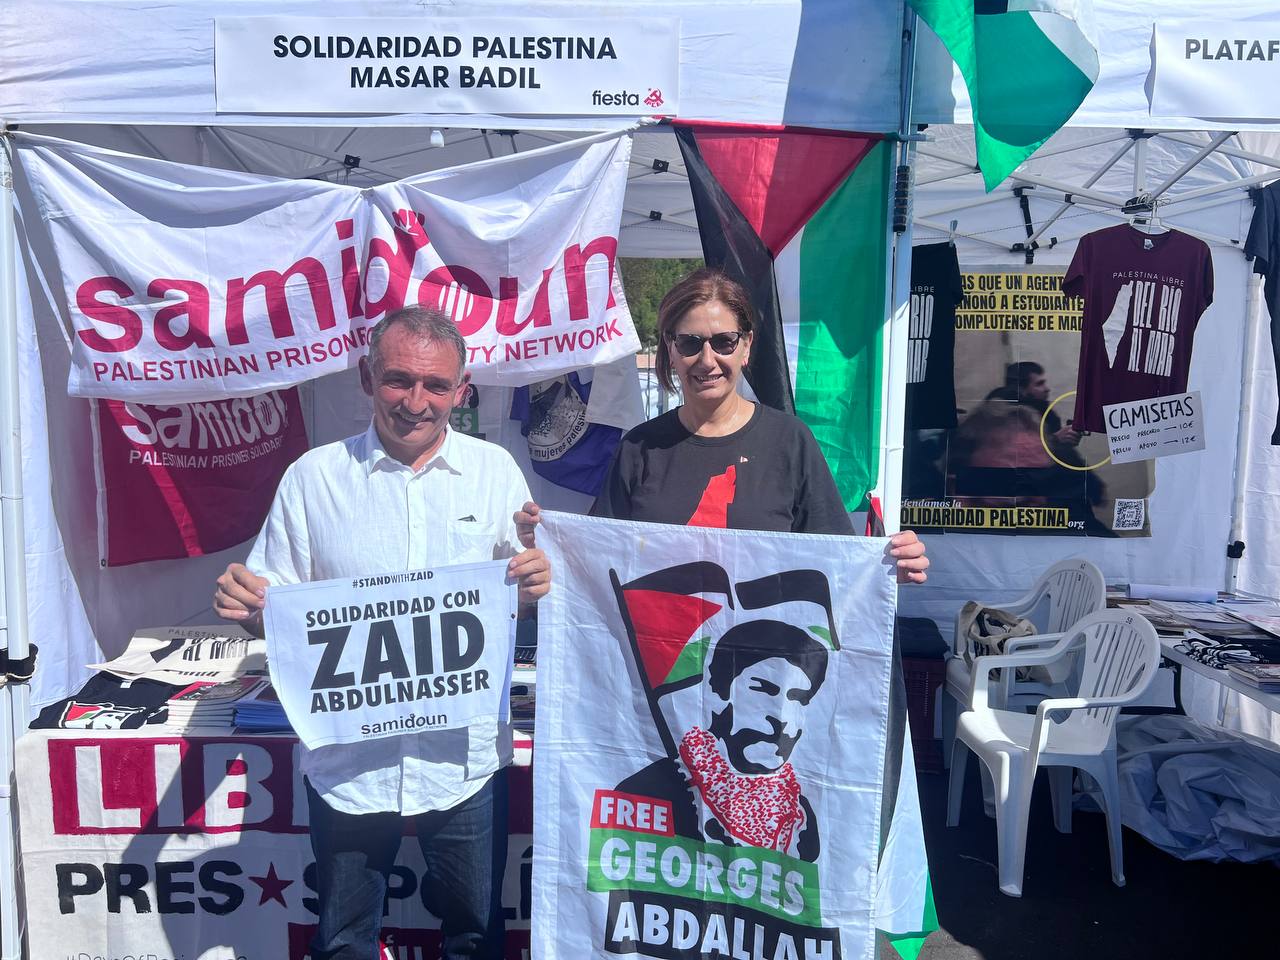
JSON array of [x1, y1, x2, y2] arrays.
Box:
[[164, 676, 269, 731], [234, 682, 292, 731]]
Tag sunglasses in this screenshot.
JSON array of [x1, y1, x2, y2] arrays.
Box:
[[667, 330, 746, 357]]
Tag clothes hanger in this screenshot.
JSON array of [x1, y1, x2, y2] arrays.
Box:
[[1123, 192, 1170, 236], [948, 219, 958, 246]]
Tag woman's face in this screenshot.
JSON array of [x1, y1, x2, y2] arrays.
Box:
[[668, 299, 752, 406]]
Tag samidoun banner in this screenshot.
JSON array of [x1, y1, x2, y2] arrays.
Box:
[[369, 133, 639, 384], [263, 560, 515, 748], [534, 512, 898, 960], [15, 130, 637, 402], [215, 17, 679, 115], [94, 388, 309, 565]]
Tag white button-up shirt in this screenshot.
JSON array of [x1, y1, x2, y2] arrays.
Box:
[[247, 423, 531, 815]]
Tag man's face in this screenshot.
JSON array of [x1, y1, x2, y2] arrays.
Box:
[[359, 324, 468, 468], [1021, 372, 1050, 403], [709, 656, 814, 775]]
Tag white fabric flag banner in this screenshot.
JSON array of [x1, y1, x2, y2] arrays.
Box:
[[534, 512, 898, 960], [263, 559, 515, 748], [16, 131, 637, 402], [368, 134, 638, 384]]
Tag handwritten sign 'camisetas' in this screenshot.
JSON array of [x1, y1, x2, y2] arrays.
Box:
[[215, 17, 680, 115], [264, 560, 516, 748]]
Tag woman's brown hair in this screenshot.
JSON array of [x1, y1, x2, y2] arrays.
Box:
[[654, 267, 756, 393]]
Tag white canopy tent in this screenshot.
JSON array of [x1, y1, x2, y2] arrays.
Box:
[[3, 1, 1280, 955], [0, 7, 919, 956]]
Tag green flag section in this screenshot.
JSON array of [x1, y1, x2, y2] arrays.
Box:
[[779, 140, 892, 510], [911, 0, 1099, 190]]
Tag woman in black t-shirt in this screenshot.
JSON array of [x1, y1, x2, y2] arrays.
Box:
[[523, 268, 928, 582]]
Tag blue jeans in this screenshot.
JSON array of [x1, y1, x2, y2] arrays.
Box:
[[305, 771, 508, 960]]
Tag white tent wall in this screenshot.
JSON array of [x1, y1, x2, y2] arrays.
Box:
[[12, 179, 265, 710], [900, 125, 1260, 634], [1229, 133, 1280, 605]]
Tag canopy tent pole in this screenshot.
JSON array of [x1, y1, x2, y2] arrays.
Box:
[[0, 127, 30, 960], [1228, 273, 1266, 593], [880, 6, 919, 535]]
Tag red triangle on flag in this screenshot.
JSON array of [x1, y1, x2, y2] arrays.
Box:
[[687, 128, 878, 257], [623, 589, 723, 688]]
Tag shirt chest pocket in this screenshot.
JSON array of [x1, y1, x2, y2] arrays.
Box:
[[445, 520, 501, 564]]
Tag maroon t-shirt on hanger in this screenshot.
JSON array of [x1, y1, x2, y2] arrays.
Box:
[[1063, 224, 1214, 433]]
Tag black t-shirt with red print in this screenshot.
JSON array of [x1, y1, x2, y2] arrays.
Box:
[[590, 404, 853, 535]]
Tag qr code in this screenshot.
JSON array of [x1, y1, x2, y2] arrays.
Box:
[[1113, 498, 1146, 531]]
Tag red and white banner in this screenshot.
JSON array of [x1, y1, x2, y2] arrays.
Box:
[[94, 388, 309, 565], [17, 132, 638, 403], [17, 730, 533, 960]]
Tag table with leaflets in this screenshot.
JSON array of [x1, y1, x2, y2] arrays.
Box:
[[16, 627, 538, 960]]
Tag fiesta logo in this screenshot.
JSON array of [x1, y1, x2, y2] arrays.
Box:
[[591, 88, 665, 110]]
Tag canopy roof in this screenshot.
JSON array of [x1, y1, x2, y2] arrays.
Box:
[[0, 0, 906, 131], [7, 2, 1280, 134]]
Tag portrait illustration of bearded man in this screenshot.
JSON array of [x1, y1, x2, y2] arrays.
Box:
[[609, 562, 837, 864]]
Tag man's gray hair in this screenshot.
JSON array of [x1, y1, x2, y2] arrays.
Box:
[[367, 306, 467, 377]]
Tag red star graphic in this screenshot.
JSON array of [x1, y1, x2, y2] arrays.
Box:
[[248, 863, 293, 907]]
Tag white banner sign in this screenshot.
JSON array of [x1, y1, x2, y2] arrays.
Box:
[[1152, 21, 1280, 120], [533, 513, 900, 960], [17, 132, 638, 402], [215, 17, 679, 116], [1104, 390, 1205, 464], [263, 560, 515, 749], [17, 730, 534, 960]]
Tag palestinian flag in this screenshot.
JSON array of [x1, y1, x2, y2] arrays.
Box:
[[911, 0, 1100, 189], [675, 123, 891, 511]]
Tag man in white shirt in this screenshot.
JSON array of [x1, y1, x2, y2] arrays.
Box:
[[213, 306, 550, 960]]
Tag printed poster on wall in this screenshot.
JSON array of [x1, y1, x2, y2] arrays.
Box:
[[16, 131, 638, 403], [216, 17, 680, 116], [263, 560, 515, 748], [16, 730, 535, 960], [534, 512, 898, 960], [94, 388, 309, 565], [901, 267, 1155, 537]]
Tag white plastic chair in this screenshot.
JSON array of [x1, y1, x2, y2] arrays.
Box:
[[942, 558, 1106, 768], [946, 610, 1161, 897]]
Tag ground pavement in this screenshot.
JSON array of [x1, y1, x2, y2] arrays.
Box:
[[886, 762, 1276, 960]]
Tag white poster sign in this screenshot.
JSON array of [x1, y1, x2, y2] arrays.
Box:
[[1104, 390, 1205, 464], [17, 730, 535, 960], [1152, 21, 1280, 120], [16, 132, 638, 403], [533, 512, 899, 960], [263, 560, 516, 748], [215, 17, 679, 116]]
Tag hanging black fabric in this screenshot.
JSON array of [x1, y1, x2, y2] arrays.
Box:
[[906, 241, 964, 429], [1245, 183, 1280, 445]]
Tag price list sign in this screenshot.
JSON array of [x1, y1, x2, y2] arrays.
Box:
[[1104, 391, 1205, 464]]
